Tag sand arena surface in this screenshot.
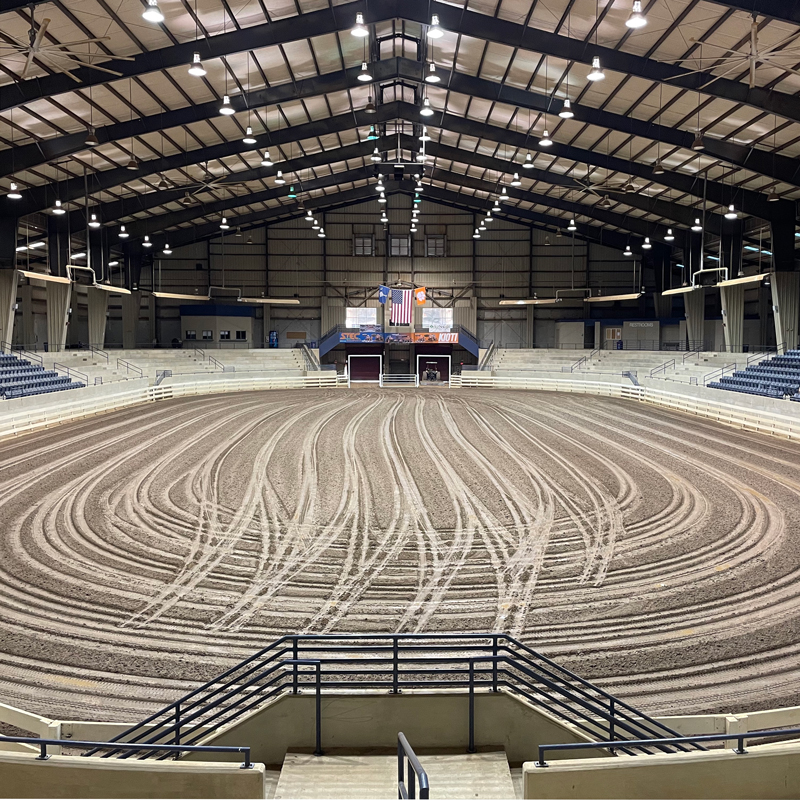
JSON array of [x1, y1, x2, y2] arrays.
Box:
[[2, 387, 800, 722]]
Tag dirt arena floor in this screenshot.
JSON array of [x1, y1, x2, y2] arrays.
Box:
[[2, 387, 800, 722]]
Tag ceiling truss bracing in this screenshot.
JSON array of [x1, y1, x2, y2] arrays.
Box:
[[1, 0, 799, 272]]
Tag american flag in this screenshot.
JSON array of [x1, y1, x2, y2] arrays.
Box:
[[390, 288, 413, 325]]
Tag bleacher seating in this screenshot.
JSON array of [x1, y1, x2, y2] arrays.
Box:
[[0, 352, 85, 400], [709, 349, 800, 400]]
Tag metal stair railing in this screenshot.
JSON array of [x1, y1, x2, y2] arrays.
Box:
[[83, 634, 702, 764], [398, 733, 429, 799]]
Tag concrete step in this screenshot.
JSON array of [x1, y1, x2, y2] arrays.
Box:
[[274, 750, 515, 800]]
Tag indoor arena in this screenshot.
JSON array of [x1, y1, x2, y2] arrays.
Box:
[[2, 0, 800, 797]]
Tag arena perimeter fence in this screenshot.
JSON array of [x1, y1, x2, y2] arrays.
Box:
[[81, 634, 701, 763], [2, 370, 800, 442]]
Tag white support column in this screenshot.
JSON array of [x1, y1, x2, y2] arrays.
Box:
[[684, 288, 705, 349], [720, 284, 745, 353], [87, 286, 109, 348], [771, 272, 800, 352], [46, 281, 71, 352], [0, 269, 17, 347]]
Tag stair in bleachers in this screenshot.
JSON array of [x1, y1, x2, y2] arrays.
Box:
[[709, 349, 800, 400], [0, 352, 85, 400]]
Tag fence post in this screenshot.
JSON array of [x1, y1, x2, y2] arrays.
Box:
[[608, 698, 615, 754], [492, 637, 498, 692], [468, 660, 476, 754], [393, 637, 400, 694], [174, 703, 181, 759], [293, 638, 299, 695], [314, 662, 323, 756]]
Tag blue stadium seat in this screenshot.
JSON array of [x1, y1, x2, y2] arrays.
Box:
[[0, 353, 85, 400]]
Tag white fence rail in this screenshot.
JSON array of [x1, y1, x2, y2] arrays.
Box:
[[380, 373, 419, 387], [0, 372, 339, 441], [451, 373, 800, 441]]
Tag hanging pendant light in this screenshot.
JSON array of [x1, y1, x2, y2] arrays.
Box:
[[539, 130, 553, 147], [118, 225, 129, 239], [665, 228, 675, 241], [510, 173, 522, 187], [427, 14, 443, 39], [288, 185, 297, 199], [142, 235, 152, 248], [304, 209, 314, 222], [599, 195, 612, 208], [485, 213, 494, 223], [219, 95, 235, 115], [318, 228, 326, 238], [376, 177, 385, 191], [473, 229, 481, 239], [365, 96, 377, 115], [378, 192, 387, 203], [142, 0, 164, 23], [522, 152, 534, 169], [410, 224, 418, 233], [624, 245, 632, 256], [692, 132, 704, 150], [425, 63, 440, 83], [52, 199, 66, 215], [567, 218, 577, 232], [220, 217, 230, 230], [416, 151, 426, 162], [188, 52, 206, 76], [587, 56, 605, 81], [691, 218, 703, 232], [371, 147, 382, 162], [88, 213, 101, 229], [274, 171, 286, 185], [85, 128, 99, 147], [358, 62, 373, 82], [625, 0, 647, 28], [499, 187, 508, 201], [419, 127, 431, 142], [420, 97, 434, 117], [653, 159, 664, 175], [768, 188, 779, 202], [180, 192, 194, 206], [125, 155, 138, 170], [724, 204, 738, 220], [312, 219, 321, 230], [492, 202, 501, 213], [7, 182, 22, 200], [559, 99, 574, 119], [261, 151, 274, 167], [157, 175, 169, 191], [243, 127, 257, 145], [415, 182, 424, 192], [351, 12, 368, 37], [367, 125, 379, 140], [642, 236, 652, 249], [163, 243, 172, 255]]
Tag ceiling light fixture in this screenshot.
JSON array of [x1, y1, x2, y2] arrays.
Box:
[[427, 14, 443, 39], [510, 173, 521, 187], [665, 228, 675, 241], [219, 95, 235, 115], [85, 128, 99, 147], [305, 209, 314, 222], [188, 52, 206, 76], [261, 151, 274, 167], [642, 236, 652, 249], [653, 159, 664, 175], [88, 213, 101, 229], [220, 217, 230, 230], [473, 229, 480, 239], [522, 152, 534, 169], [479, 221, 486, 231], [371, 147, 382, 162], [367, 125, 379, 140], [420, 97, 434, 117], [157, 175, 168, 191], [559, 99, 574, 119], [587, 56, 605, 81], [378, 192, 387, 203], [142, 0, 164, 23], [318, 228, 326, 238], [767, 188, 779, 202], [625, 0, 647, 28], [118, 225, 129, 238], [243, 126, 257, 145], [691, 218, 703, 232], [539, 130, 553, 146], [52, 199, 65, 215], [419, 127, 431, 142], [567, 218, 577, 232], [163, 244, 172, 255], [410, 224, 418, 233], [142, 235, 152, 248], [352, 12, 368, 37], [274, 170, 286, 185], [125, 155, 138, 170], [692, 132, 704, 150], [624, 245, 632, 256], [365, 96, 377, 114], [287, 185, 297, 199], [7, 182, 22, 200], [724, 204, 738, 220], [312, 219, 320, 230], [358, 62, 373, 82], [425, 63, 440, 83]]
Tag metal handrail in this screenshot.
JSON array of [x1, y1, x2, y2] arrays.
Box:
[[85, 634, 698, 763], [116, 358, 143, 378], [398, 733, 429, 799], [649, 359, 675, 378], [703, 363, 736, 385], [88, 345, 109, 362], [192, 347, 206, 360], [535, 726, 800, 767], [0, 735, 252, 768], [53, 363, 88, 384], [208, 355, 228, 371], [1, 341, 43, 366]]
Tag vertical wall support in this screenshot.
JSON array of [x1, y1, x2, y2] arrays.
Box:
[[46, 281, 71, 352], [121, 290, 141, 348], [720, 284, 745, 353], [771, 272, 800, 352], [684, 288, 705, 350], [0, 268, 17, 346], [87, 287, 109, 348]]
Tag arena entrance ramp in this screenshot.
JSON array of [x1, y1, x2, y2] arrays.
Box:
[[83, 634, 701, 765]]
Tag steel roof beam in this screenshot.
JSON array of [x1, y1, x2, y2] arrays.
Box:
[[4, 0, 800, 128]]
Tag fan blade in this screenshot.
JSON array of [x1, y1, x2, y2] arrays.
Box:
[[22, 48, 36, 78], [43, 35, 112, 47], [32, 18, 50, 52], [697, 60, 752, 89]]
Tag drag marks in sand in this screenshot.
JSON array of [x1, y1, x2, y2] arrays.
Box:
[[1, 388, 800, 718]]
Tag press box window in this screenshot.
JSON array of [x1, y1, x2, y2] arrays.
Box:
[[390, 235, 410, 257], [202, 330, 213, 340], [422, 308, 453, 329], [346, 307, 377, 328], [236, 330, 247, 340], [426, 235, 446, 257], [219, 330, 231, 340], [184, 330, 196, 340], [353, 235, 374, 256]]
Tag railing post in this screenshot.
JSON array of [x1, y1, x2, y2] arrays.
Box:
[[314, 662, 323, 756], [174, 703, 181, 760], [609, 698, 615, 754], [393, 637, 400, 694], [398, 738, 404, 798], [408, 760, 416, 799], [468, 660, 476, 754], [492, 637, 498, 692], [37, 742, 49, 761], [292, 638, 299, 695]]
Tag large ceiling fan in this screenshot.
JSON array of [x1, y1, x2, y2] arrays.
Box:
[[162, 164, 257, 205], [0, 8, 134, 81]]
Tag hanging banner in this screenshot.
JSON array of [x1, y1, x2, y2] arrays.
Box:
[[415, 287, 427, 305]]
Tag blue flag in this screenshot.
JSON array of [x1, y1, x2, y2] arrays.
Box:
[[378, 285, 390, 304]]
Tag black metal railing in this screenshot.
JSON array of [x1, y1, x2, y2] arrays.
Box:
[[535, 726, 800, 767], [0, 735, 252, 768], [116, 358, 143, 378], [82, 634, 701, 763], [398, 733, 429, 799]]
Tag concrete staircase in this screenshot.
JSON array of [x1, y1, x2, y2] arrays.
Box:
[[273, 751, 517, 799]]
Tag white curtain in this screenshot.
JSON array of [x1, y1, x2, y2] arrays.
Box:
[[87, 287, 108, 348], [720, 284, 744, 353], [0, 269, 17, 347], [771, 272, 800, 352], [46, 282, 71, 351]]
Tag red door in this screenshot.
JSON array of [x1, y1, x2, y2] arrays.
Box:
[[349, 356, 381, 381]]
